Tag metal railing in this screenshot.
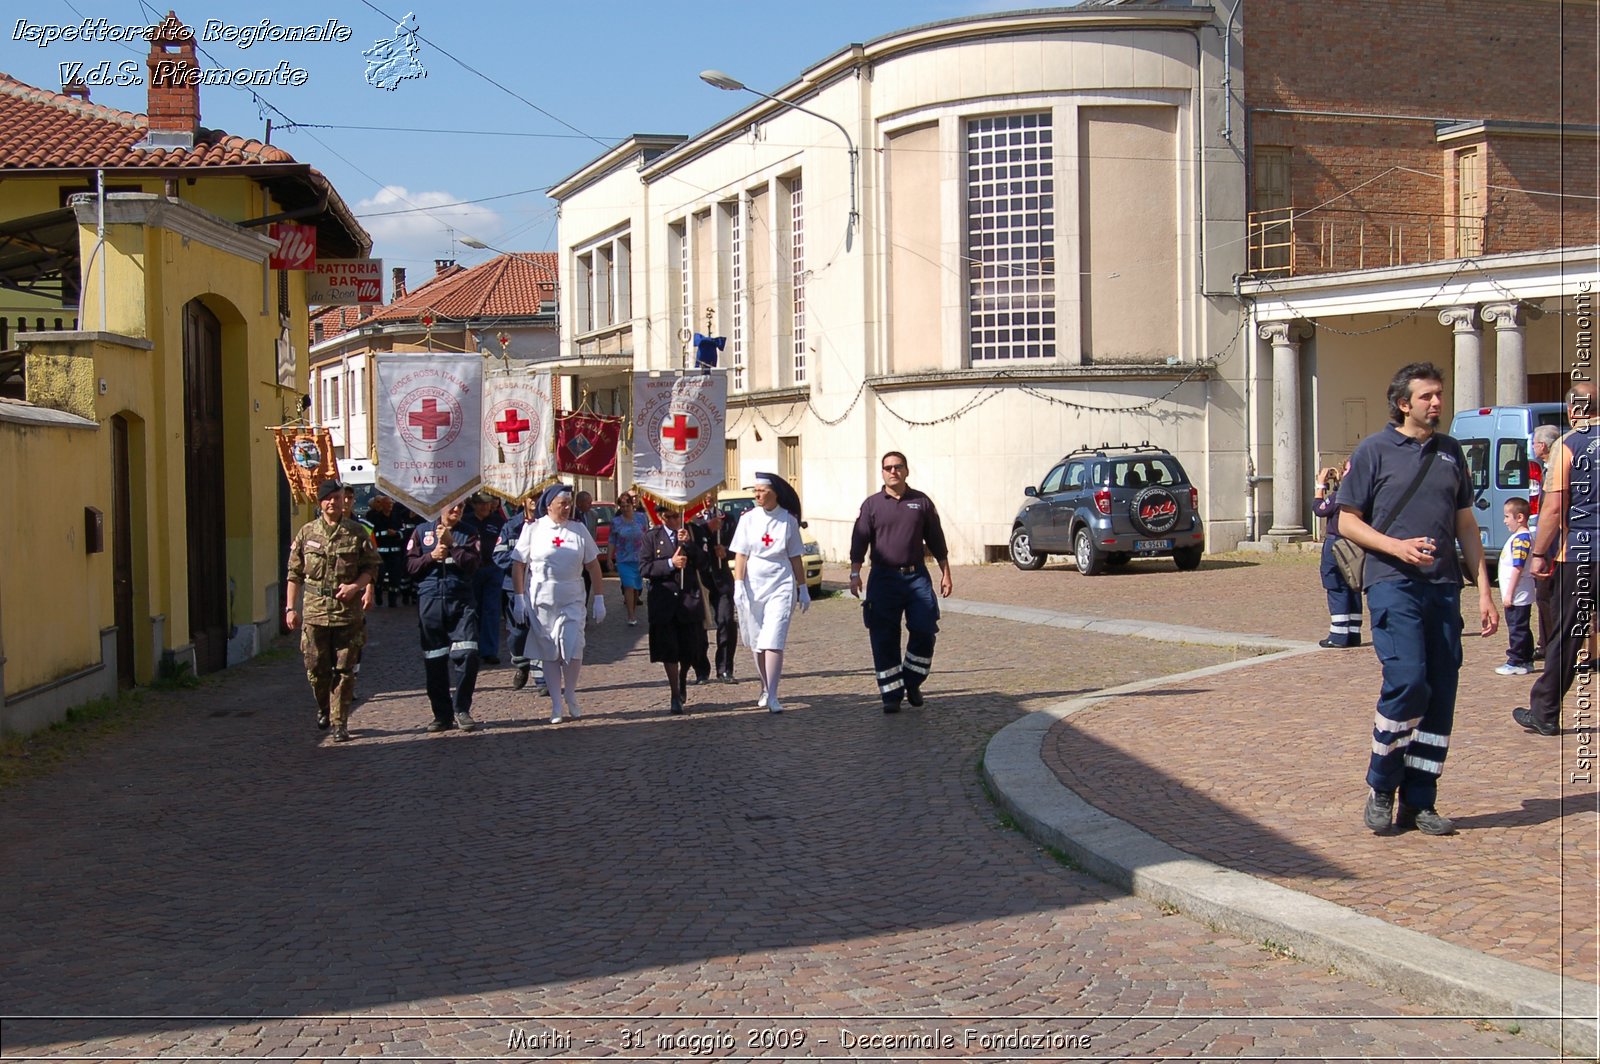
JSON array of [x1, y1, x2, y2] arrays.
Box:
[[1247, 207, 1487, 276]]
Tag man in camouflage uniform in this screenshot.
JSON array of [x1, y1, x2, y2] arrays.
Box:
[[285, 479, 380, 742]]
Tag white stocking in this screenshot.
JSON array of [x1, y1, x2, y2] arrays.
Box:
[[561, 658, 583, 715], [761, 649, 784, 702]]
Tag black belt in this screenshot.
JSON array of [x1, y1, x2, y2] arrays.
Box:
[[890, 565, 922, 575]]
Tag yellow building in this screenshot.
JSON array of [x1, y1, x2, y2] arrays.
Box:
[[0, 13, 369, 733]]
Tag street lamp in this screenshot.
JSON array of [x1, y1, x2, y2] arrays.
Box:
[[699, 69, 858, 249]]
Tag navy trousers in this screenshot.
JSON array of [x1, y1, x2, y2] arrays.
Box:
[[863, 567, 940, 705], [1365, 579, 1463, 809], [419, 591, 480, 722], [1319, 538, 1363, 646]]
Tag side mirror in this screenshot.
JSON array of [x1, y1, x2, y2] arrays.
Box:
[[1024, 486, 1039, 498]]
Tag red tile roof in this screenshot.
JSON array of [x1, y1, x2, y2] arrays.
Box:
[[0, 71, 296, 169], [372, 254, 557, 323], [310, 253, 556, 345]]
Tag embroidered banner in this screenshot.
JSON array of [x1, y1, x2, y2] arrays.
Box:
[[555, 410, 623, 478], [272, 425, 337, 505], [631, 371, 727, 509], [374, 353, 483, 518], [481, 367, 556, 502]]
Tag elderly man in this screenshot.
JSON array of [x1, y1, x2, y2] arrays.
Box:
[[1530, 422, 1563, 661], [285, 479, 380, 743], [1514, 381, 1598, 738]]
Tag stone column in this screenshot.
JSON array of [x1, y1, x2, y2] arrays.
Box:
[[1438, 306, 1482, 414], [1261, 321, 1309, 538], [1481, 302, 1527, 406]]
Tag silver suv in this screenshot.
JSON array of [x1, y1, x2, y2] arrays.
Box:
[[1009, 443, 1205, 575]]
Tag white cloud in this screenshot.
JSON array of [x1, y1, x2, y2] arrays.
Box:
[[352, 185, 505, 275]]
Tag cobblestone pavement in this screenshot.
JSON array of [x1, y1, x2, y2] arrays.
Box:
[[0, 554, 1560, 1060]]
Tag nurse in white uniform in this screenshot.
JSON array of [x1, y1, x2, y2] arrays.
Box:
[[730, 473, 810, 713], [511, 483, 605, 723]]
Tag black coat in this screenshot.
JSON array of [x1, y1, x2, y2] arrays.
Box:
[[641, 525, 706, 625]]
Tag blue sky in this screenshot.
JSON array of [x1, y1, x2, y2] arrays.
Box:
[[5, 0, 1028, 280]]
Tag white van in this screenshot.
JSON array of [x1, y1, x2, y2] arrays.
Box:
[[336, 457, 380, 517], [1449, 403, 1567, 555]]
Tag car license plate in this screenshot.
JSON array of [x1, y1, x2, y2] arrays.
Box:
[[1134, 539, 1172, 553]]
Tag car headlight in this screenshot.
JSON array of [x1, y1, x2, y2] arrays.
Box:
[[802, 542, 822, 556]]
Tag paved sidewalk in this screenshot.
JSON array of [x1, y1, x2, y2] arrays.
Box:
[[960, 551, 1599, 1056], [0, 550, 1585, 1060]]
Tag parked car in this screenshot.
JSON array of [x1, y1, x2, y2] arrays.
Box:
[[586, 501, 618, 572], [715, 489, 824, 592], [1449, 403, 1567, 556], [1009, 443, 1205, 575]]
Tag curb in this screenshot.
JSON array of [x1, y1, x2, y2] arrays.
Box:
[[981, 653, 1600, 1059]]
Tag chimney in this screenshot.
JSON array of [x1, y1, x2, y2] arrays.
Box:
[[435, 259, 456, 275], [392, 267, 408, 300], [61, 78, 90, 102], [139, 11, 200, 150]]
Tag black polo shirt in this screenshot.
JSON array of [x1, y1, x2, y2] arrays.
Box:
[[1336, 425, 1473, 588], [849, 487, 949, 570]]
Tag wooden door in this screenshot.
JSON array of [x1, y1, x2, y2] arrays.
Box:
[[111, 415, 135, 688], [183, 300, 228, 675]]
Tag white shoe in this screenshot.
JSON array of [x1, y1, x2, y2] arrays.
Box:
[[566, 698, 581, 719], [549, 713, 564, 724], [768, 697, 784, 715], [1495, 663, 1531, 676], [757, 689, 769, 709]]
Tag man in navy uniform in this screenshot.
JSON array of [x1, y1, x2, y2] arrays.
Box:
[[849, 452, 953, 713], [406, 498, 483, 733], [461, 491, 508, 664]]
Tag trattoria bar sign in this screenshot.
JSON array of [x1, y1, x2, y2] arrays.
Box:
[[306, 258, 383, 305]]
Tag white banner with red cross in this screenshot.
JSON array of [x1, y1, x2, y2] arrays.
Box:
[[374, 353, 483, 518], [480, 367, 557, 503], [631, 370, 727, 509]]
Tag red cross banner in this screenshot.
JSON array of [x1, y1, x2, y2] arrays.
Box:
[[481, 367, 557, 502], [555, 410, 623, 478], [631, 370, 727, 509], [374, 353, 483, 517]]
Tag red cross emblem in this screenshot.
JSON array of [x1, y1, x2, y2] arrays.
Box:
[[552, 535, 565, 548], [661, 413, 699, 452], [408, 398, 453, 440], [496, 408, 531, 443], [761, 532, 774, 547]]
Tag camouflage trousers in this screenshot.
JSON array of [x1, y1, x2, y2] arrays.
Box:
[[302, 621, 367, 728]]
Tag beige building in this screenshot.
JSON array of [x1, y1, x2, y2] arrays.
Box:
[[552, 4, 1249, 563]]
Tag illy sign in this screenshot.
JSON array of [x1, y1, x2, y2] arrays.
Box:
[[269, 221, 317, 270]]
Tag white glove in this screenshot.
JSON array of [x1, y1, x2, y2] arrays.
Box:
[[591, 595, 607, 623], [512, 593, 529, 626], [796, 583, 811, 613]]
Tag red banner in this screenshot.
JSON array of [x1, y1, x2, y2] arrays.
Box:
[[555, 411, 622, 477]]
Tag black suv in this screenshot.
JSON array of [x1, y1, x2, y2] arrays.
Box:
[[1009, 443, 1205, 575]]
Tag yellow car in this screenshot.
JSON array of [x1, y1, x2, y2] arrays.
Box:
[[714, 490, 824, 592]]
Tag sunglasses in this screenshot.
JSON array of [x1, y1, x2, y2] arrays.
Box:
[[882, 463, 907, 472]]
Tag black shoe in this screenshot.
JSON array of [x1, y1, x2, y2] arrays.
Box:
[[1512, 707, 1560, 736], [1533, 648, 1546, 661], [670, 695, 684, 715], [316, 708, 330, 731], [332, 725, 350, 743], [1364, 789, 1394, 832], [426, 719, 455, 733], [906, 686, 925, 707], [454, 711, 478, 733], [1318, 638, 1348, 649], [883, 701, 902, 715], [512, 664, 530, 690], [719, 672, 736, 684], [1397, 804, 1455, 836], [689, 673, 707, 686]]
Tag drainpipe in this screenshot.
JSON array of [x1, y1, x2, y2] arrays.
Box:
[[96, 168, 106, 332], [1219, 0, 1242, 143]]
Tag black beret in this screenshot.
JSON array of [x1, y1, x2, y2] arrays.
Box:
[[317, 480, 343, 502]]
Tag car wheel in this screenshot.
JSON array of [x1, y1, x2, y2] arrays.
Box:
[[1173, 545, 1203, 571], [1107, 552, 1131, 567], [1009, 526, 1046, 571], [1073, 527, 1105, 576]]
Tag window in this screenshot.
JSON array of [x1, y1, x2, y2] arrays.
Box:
[[574, 234, 629, 334], [575, 251, 595, 333], [323, 370, 340, 419], [790, 178, 807, 385], [780, 435, 801, 491], [1496, 439, 1528, 489], [1065, 461, 1089, 491], [1252, 146, 1292, 272], [1459, 438, 1490, 492], [354, 364, 367, 416], [1456, 148, 1483, 256], [673, 221, 690, 360], [729, 199, 745, 391], [724, 439, 739, 492], [966, 112, 1056, 362], [1039, 463, 1068, 494]]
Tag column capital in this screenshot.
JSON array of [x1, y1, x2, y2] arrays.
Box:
[[1257, 319, 1312, 344], [1480, 301, 1525, 327], [1438, 305, 1480, 332]]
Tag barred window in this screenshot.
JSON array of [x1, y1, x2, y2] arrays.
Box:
[[729, 199, 745, 392], [791, 178, 807, 385], [966, 112, 1056, 362]]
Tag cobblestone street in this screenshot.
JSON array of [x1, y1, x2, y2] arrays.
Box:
[[0, 554, 1572, 1059]]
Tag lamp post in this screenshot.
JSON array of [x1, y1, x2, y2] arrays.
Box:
[[699, 69, 858, 249]]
